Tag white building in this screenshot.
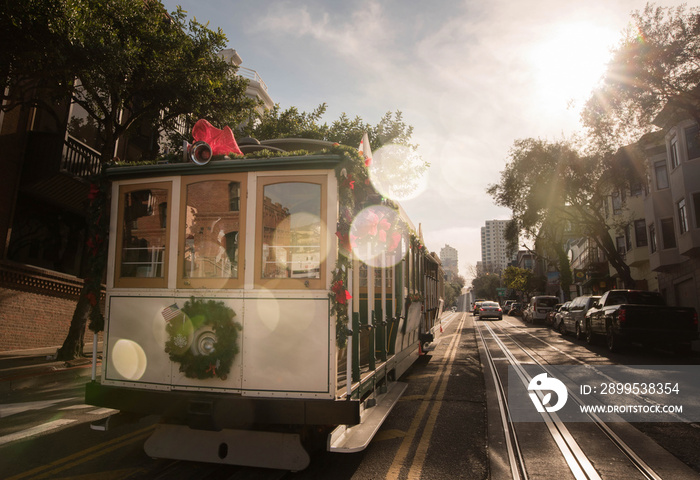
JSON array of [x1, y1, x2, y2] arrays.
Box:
[[440, 244, 459, 282], [219, 49, 274, 113], [480, 220, 516, 274]]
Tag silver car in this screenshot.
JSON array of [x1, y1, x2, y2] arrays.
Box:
[[478, 301, 503, 320], [559, 295, 601, 339]]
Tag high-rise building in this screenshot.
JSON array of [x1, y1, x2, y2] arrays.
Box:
[[440, 244, 459, 282], [480, 220, 516, 274]]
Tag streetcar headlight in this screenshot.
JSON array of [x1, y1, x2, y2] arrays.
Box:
[[191, 327, 217, 356]]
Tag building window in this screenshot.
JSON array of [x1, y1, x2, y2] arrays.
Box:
[[649, 223, 657, 253], [654, 161, 669, 190], [629, 179, 643, 197], [670, 136, 680, 169], [612, 191, 622, 215], [686, 124, 700, 160], [228, 182, 240, 211], [678, 198, 689, 234], [634, 219, 648, 247], [616, 236, 626, 257], [660, 217, 677, 249]]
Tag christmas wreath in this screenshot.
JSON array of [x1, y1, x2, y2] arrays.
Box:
[[164, 297, 242, 380]]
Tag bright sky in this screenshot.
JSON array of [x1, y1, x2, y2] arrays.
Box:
[[161, 0, 681, 281]]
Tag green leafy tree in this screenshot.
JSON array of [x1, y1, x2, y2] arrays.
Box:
[[582, 3, 700, 152], [246, 104, 417, 151], [502, 266, 531, 294], [471, 273, 501, 300], [487, 138, 637, 289], [443, 275, 466, 307], [247, 105, 428, 200], [243, 103, 331, 141], [2, 0, 259, 359]]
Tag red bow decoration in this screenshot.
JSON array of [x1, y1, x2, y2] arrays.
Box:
[[192, 119, 243, 156], [331, 280, 352, 305], [206, 363, 217, 376]]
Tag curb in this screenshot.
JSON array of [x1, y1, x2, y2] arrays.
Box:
[[0, 361, 101, 394]]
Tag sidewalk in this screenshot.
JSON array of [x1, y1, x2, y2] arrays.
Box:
[[0, 343, 102, 393]]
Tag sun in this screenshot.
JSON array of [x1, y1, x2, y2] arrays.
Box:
[[528, 22, 619, 113]]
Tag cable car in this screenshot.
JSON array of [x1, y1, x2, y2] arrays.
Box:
[[86, 135, 445, 470]]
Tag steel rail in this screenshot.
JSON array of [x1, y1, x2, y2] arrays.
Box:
[[476, 323, 528, 480], [486, 320, 663, 480], [480, 322, 599, 479]]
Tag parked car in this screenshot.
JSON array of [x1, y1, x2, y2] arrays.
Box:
[[507, 303, 523, 317], [523, 295, 559, 323], [545, 303, 564, 326], [478, 301, 503, 320], [549, 302, 570, 328], [559, 295, 600, 339], [585, 289, 698, 353]]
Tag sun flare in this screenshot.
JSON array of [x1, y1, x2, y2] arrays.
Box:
[[528, 22, 619, 112]]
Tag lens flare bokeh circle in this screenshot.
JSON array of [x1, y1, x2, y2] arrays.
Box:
[[350, 205, 406, 268], [368, 144, 429, 202]]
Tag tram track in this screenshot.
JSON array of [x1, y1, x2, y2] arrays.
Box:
[[477, 318, 666, 480]]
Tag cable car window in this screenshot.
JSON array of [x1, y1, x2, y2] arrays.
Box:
[[115, 182, 171, 288], [256, 176, 327, 289], [178, 175, 246, 289]]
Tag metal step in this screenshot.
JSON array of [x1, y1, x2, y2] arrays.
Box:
[[328, 381, 408, 453]]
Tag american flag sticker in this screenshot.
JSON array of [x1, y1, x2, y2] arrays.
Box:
[[161, 303, 181, 322]]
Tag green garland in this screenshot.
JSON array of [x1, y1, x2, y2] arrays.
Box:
[[327, 143, 428, 348], [164, 297, 242, 380]]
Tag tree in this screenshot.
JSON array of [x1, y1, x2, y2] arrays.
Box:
[[2, 0, 259, 359], [502, 266, 533, 296], [471, 273, 501, 300], [443, 275, 466, 307], [487, 138, 637, 288], [246, 104, 417, 151], [247, 104, 428, 200], [582, 3, 700, 152]]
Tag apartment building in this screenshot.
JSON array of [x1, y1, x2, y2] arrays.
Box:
[[480, 219, 516, 274], [602, 147, 657, 292], [439, 244, 459, 282], [643, 109, 700, 313]]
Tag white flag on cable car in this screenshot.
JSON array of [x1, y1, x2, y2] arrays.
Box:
[[358, 132, 373, 167]]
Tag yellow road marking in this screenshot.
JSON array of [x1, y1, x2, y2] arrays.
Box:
[[409, 321, 462, 478], [398, 394, 425, 402], [6, 425, 156, 480], [385, 316, 465, 479], [373, 429, 407, 441], [52, 468, 150, 480]]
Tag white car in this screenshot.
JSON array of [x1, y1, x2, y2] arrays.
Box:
[[478, 301, 503, 320]]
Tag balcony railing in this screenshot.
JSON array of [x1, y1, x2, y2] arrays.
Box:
[[237, 66, 268, 92], [61, 136, 102, 177]]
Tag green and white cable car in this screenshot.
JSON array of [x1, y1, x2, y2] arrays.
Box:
[[86, 136, 445, 470]]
